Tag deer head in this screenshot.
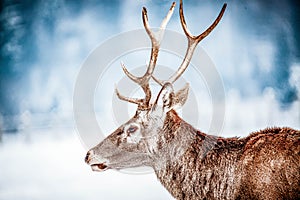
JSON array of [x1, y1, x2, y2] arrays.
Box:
[[85, 0, 226, 172]]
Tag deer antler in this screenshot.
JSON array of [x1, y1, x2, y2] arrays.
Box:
[[152, 0, 227, 85], [116, 2, 176, 110]]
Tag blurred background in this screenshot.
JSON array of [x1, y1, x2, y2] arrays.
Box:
[[0, 0, 299, 199]]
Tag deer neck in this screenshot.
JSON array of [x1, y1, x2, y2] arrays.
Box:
[[152, 110, 240, 199], [151, 109, 201, 170]]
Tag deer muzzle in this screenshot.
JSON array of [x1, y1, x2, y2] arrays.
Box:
[[85, 150, 109, 172], [91, 163, 108, 172]]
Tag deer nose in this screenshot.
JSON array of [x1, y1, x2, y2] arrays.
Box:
[[85, 150, 94, 164]]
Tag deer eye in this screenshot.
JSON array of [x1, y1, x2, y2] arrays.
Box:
[[126, 125, 138, 134]]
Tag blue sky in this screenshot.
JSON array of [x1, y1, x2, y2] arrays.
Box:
[[0, 0, 299, 131]]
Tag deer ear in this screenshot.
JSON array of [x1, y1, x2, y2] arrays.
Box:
[[152, 82, 189, 114], [173, 83, 189, 108], [152, 83, 175, 113]]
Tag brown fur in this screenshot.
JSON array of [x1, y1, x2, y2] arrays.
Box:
[[154, 110, 300, 200]]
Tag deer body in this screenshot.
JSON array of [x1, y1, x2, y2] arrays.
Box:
[[153, 110, 299, 200], [85, 1, 300, 199]]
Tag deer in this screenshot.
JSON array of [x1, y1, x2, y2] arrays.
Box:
[[85, 1, 300, 199]]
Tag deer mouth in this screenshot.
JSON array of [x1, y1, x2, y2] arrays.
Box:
[[91, 163, 108, 172]]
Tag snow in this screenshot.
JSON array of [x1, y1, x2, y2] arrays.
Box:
[[0, 128, 173, 200]]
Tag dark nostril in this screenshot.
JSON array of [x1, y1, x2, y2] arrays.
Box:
[[85, 151, 91, 163]]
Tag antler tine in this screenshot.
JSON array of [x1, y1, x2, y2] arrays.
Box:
[[182, 2, 227, 43], [141, 2, 176, 81], [159, 2, 176, 33], [116, 2, 176, 109], [115, 86, 143, 105], [153, 0, 227, 85], [121, 2, 176, 85]]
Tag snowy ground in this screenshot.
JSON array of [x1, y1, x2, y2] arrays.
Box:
[[0, 128, 173, 200]]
